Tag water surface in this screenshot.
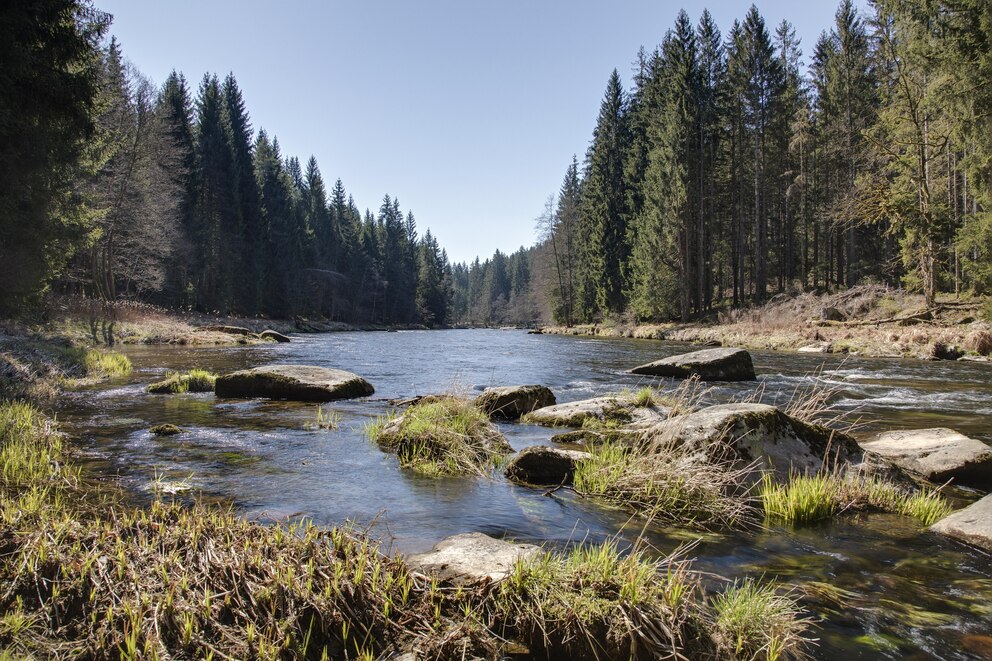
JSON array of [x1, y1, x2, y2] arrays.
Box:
[[59, 330, 992, 660]]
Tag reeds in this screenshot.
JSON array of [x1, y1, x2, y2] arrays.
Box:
[[81, 348, 132, 377], [368, 396, 511, 477]]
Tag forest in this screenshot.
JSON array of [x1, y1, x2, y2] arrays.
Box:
[[2, 1, 991, 328]]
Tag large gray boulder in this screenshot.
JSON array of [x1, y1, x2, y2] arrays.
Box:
[[215, 364, 373, 401], [504, 445, 592, 486], [630, 347, 756, 381], [643, 403, 866, 481], [931, 494, 992, 552], [474, 385, 556, 420], [407, 533, 541, 585], [860, 428, 992, 487]]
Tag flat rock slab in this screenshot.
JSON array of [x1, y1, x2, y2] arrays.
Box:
[[214, 365, 373, 401], [475, 385, 556, 420], [931, 494, 992, 552], [630, 347, 756, 381], [523, 396, 627, 427], [861, 428, 992, 487], [195, 325, 254, 336], [644, 403, 864, 481], [407, 533, 541, 585], [504, 445, 592, 485]]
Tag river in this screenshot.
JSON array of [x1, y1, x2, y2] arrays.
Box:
[[58, 330, 992, 660]]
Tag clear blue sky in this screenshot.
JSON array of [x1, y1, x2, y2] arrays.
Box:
[[98, 0, 866, 264]]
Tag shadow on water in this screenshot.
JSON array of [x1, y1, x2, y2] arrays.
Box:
[[57, 330, 992, 660]]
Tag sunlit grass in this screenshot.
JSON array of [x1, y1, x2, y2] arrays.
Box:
[[82, 348, 132, 377], [760, 473, 954, 526], [304, 406, 342, 431], [368, 396, 510, 476], [573, 440, 757, 529], [712, 578, 809, 660], [147, 369, 217, 394]]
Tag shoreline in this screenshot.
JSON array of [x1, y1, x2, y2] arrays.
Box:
[[538, 288, 992, 362]]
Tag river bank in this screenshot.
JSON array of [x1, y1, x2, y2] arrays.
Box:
[[540, 286, 992, 361], [0, 334, 816, 659]]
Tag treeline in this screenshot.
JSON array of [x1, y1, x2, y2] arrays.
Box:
[[1, 0, 453, 326], [532, 0, 992, 325]]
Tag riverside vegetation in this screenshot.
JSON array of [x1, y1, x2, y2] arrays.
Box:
[[0, 399, 818, 660]]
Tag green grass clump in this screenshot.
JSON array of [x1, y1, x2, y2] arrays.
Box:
[[760, 473, 954, 526], [493, 541, 708, 659], [147, 369, 217, 394], [573, 442, 756, 529], [632, 386, 656, 407], [0, 401, 77, 492], [368, 396, 511, 477], [305, 406, 341, 431], [81, 348, 132, 377], [712, 578, 808, 660]]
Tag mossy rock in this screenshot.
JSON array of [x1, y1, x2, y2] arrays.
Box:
[[150, 424, 185, 436]]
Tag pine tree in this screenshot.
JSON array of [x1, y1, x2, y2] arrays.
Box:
[[578, 69, 631, 319], [0, 0, 109, 311]]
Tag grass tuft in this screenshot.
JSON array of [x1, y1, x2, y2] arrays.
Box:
[[712, 578, 809, 660], [81, 348, 132, 377], [368, 396, 511, 477], [760, 473, 954, 526], [147, 369, 217, 394], [573, 441, 757, 530], [305, 406, 341, 431]]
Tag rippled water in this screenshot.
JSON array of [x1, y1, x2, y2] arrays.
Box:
[[58, 330, 992, 660]]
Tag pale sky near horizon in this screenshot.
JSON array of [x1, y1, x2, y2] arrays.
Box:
[[97, 1, 868, 264]]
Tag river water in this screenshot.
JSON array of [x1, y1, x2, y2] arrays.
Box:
[[59, 330, 992, 660]]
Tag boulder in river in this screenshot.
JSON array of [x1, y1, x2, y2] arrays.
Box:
[[149, 423, 184, 436], [407, 532, 540, 585], [504, 445, 592, 486], [214, 365, 373, 401], [260, 329, 291, 343], [860, 428, 992, 487], [931, 493, 992, 552], [630, 347, 756, 381], [523, 395, 629, 427], [643, 403, 868, 481], [474, 385, 556, 420]]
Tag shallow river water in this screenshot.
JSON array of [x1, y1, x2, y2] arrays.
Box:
[[59, 330, 992, 660]]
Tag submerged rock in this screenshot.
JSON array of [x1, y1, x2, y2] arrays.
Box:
[[504, 446, 592, 486], [643, 403, 865, 481], [474, 385, 556, 420], [260, 329, 291, 343], [149, 424, 184, 436], [931, 493, 992, 552], [860, 428, 992, 487], [630, 347, 756, 381], [407, 532, 540, 585], [214, 365, 373, 401]]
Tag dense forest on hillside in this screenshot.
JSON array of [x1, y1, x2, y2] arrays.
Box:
[[472, 0, 992, 326], [2, 1, 991, 328]]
